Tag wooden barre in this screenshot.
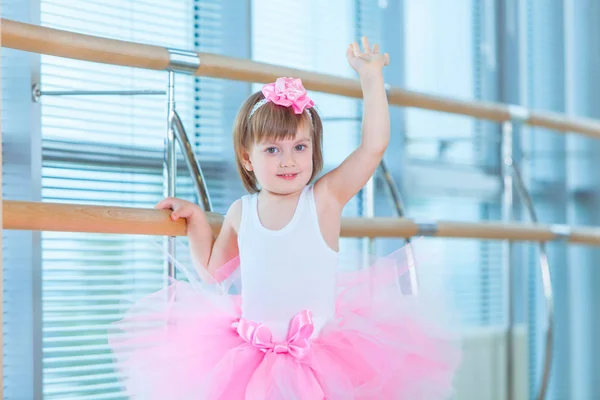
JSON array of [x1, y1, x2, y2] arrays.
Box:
[[4, 201, 600, 245], [3, 19, 600, 139], [1, 18, 170, 70]]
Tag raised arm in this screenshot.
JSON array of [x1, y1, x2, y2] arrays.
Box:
[[317, 37, 390, 208]]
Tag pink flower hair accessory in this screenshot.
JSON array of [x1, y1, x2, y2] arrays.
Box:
[[249, 77, 314, 118]]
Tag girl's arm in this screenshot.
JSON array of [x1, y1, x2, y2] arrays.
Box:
[[155, 198, 240, 281], [205, 200, 240, 278], [317, 37, 390, 209]]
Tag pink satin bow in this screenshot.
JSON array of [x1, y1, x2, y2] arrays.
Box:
[[234, 310, 314, 359], [261, 77, 314, 114]]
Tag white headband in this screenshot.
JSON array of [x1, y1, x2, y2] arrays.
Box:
[[248, 98, 313, 123]]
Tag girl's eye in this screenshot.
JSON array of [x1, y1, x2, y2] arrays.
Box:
[[266, 147, 278, 154], [295, 144, 307, 151]]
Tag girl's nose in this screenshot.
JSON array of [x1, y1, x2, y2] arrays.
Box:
[[279, 152, 296, 167]]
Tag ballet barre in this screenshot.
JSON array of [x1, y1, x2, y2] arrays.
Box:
[[3, 200, 600, 246], [3, 18, 600, 139]]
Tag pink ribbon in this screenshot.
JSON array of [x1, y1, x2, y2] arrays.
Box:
[[261, 77, 314, 114], [234, 310, 314, 359]]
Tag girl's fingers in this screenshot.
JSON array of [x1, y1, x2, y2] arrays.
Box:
[[155, 198, 173, 209], [176, 207, 194, 218], [361, 36, 371, 53], [346, 44, 354, 59], [351, 41, 360, 57]]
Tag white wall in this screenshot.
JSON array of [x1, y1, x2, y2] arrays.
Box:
[[454, 325, 528, 400]]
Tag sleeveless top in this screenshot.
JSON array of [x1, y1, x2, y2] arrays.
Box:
[[237, 185, 338, 342]]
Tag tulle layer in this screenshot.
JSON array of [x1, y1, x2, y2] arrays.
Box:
[[108, 246, 462, 399]]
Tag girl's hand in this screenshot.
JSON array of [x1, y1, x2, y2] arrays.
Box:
[[155, 197, 203, 222], [346, 36, 390, 78]]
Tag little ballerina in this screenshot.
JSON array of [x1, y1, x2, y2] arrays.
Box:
[[109, 37, 461, 399]]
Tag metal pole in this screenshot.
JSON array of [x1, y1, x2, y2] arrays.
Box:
[[35, 88, 165, 96], [164, 71, 177, 280], [511, 163, 554, 400], [379, 159, 419, 295], [501, 120, 515, 400], [31, 84, 165, 102], [170, 110, 212, 212], [363, 177, 376, 267], [41, 90, 165, 96], [160, 49, 201, 283]]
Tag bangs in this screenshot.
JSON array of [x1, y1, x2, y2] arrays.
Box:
[[248, 102, 313, 144]]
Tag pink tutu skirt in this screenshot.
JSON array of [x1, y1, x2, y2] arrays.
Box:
[[108, 246, 462, 399]]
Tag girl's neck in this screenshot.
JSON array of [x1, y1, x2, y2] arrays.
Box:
[[257, 187, 305, 203]]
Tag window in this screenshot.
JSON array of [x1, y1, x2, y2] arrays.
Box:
[[39, 1, 224, 397]]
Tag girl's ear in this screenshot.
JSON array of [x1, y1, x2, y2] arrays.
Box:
[[242, 151, 253, 171]]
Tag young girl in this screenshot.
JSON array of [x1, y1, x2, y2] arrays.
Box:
[[109, 37, 461, 399]]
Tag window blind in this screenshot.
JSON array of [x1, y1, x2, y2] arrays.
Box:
[[39, 1, 224, 398]]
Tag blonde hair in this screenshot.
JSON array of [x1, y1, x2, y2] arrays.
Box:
[[233, 91, 324, 193]]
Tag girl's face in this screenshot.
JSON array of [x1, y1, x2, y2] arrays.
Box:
[[243, 122, 314, 195]]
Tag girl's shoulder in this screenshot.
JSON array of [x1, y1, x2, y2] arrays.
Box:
[[224, 199, 243, 234]]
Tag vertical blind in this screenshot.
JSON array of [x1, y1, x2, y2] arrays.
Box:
[[39, 1, 223, 398], [403, 0, 505, 328], [2, 2, 43, 398]]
